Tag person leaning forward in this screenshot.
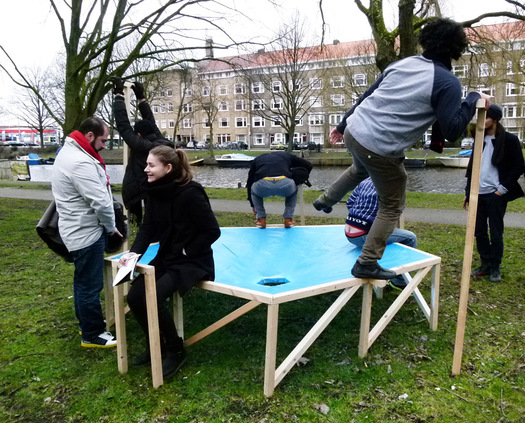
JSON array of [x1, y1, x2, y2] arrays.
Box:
[[313, 17, 491, 281], [51, 116, 122, 348], [247, 151, 312, 228], [112, 78, 174, 224]]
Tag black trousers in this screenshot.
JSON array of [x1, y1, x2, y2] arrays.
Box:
[[127, 269, 183, 352], [474, 192, 508, 270]]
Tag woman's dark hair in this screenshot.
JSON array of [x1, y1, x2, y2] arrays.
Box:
[[150, 145, 193, 185], [418, 18, 468, 60], [78, 116, 107, 138]]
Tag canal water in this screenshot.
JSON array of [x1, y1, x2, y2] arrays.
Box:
[[29, 164, 468, 194]]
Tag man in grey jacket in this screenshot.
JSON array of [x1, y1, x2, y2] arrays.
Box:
[[52, 117, 122, 348], [313, 18, 490, 280]]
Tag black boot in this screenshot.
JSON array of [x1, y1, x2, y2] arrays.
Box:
[[162, 348, 187, 378], [131, 341, 166, 367]]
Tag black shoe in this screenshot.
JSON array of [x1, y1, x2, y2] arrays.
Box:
[[471, 265, 490, 277], [162, 349, 187, 378], [313, 199, 333, 214], [489, 268, 501, 282], [352, 261, 397, 280]]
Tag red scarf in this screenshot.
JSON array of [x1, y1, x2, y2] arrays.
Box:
[[69, 130, 110, 186]]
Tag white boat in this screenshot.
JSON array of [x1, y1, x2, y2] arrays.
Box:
[[215, 153, 255, 167], [437, 156, 470, 168]]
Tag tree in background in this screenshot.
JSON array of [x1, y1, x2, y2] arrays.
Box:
[[13, 69, 55, 147], [0, 0, 269, 136], [239, 15, 328, 152]]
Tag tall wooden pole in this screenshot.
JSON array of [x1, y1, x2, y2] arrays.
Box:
[[451, 99, 487, 375]]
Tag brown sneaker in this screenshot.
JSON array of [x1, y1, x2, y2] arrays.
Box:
[[284, 218, 295, 228], [255, 217, 266, 228]]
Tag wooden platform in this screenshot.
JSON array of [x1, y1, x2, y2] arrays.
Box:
[[104, 225, 441, 396]]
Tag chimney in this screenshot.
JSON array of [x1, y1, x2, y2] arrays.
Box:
[[333, 39, 340, 46], [205, 37, 214, 59]]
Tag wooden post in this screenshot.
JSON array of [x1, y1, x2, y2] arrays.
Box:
[[452, 99, 487, 375]]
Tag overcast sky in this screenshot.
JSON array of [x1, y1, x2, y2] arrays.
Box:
[[0, 0, 518, 125]]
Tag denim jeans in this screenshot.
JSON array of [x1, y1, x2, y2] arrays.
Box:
[[347, 228, 417, 249], [475, 192, 508, 270], [319, 130, 406, 264], [70, 233, 106, 340], [251, 178, 298, 219]]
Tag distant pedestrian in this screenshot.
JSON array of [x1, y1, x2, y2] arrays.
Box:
[[465, 104, 524, 282]]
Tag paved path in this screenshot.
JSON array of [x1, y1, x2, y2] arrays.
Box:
[[1, 187, 524, 228]]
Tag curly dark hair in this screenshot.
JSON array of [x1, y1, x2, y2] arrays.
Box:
[[418, 18, 468, 60]]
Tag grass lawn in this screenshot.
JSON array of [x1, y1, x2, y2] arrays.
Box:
[[0, 198, 524, 422]]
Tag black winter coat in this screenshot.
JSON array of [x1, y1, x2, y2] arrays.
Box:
[[465, 126, 524, 202], [114, 97, 174, 209], [130, 176, 221, 296]]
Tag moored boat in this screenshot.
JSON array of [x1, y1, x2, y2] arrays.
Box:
[[215, 153, 255, 168], [437, 156, 470, 168], [404, 158, 426, 168]]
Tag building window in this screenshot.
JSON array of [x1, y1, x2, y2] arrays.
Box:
[[234, 83, 246, 94], [235, 117, 247, 127], [331, 76, 344, 88], [153, 104, 160, 113], [293, 133, 307, 143], [353, 74, 367, 86], [203, 118, 212, 128], [478, 63, 491, 77], [236, 134, 247, 143], [272, 81, 282, 93], [218, 85, 228, 95], [329, 113, 344, 125], [182, 118, 192, 129], [453, 65, 469, 78], [309, 78, 322, 90], [476, 85, 495, 97], [351, 93, 360, 105], [271, 116, 282, 127], [166, 88, 173, 96], [308, 114, 325, 126], [217, 134, 231, 144], [253, 133, 265, 145], [252, 82, 264, 94], [219, 117, 229, 128], [160, 119, 167, 129], [310, 133, 324, 144], [271, 98, 283, 110], [252, 116, 265, 127], [289, 79, 303, 90], [235, 99, 247, 111], [270, 133, 284, 143], [168, 119, 174, 128], [310, 96, 323, 108], [182, 103, 193, 113], [218, 101, 228, 111], [295, 116, 303, 126], [252, 99, 265, 110], [202, 86, 211, 96], [331, 94, 345, 106], [184, 87, 193, 96], [505, 83, 524, 96]]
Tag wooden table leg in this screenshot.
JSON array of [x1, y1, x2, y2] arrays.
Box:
[[359, 282, 373, 358], [264, 304, 279, 397], [430, 264, 440, 331], [144, 268, 163, 388], [114, 283, 128, 374]]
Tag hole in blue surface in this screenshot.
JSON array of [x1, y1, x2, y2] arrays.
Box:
[[258, 277, 290, 286]]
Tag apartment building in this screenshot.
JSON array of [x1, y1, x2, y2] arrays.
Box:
[[150, 21, 525, 148]]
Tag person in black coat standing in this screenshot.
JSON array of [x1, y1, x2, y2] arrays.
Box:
[[113, 79, 174, 224], [464, 104, 524, 283], [246, 151, 312, 228], [119, 146, 220, 378]]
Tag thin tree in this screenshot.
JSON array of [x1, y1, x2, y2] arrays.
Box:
[[0, 0, 270, 136]]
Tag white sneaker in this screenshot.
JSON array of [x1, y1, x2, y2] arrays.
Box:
[[81, 331, 117, 348]]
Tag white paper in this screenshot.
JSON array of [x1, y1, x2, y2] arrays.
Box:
[[113, 253, 141, 286]]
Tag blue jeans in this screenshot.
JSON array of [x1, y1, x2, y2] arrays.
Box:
[[347, 228, 417, 249], [251, 178, 298, 219], [319, 131, 406, 264], [70, 233, 106, 340]]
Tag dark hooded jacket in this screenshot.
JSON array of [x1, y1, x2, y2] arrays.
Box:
[[465, 123, 524, 202], [129, 175, 220, 296], [113, 97, 174, 210]]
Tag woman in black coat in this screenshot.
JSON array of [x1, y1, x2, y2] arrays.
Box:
[[119, 146, 220, 378]]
